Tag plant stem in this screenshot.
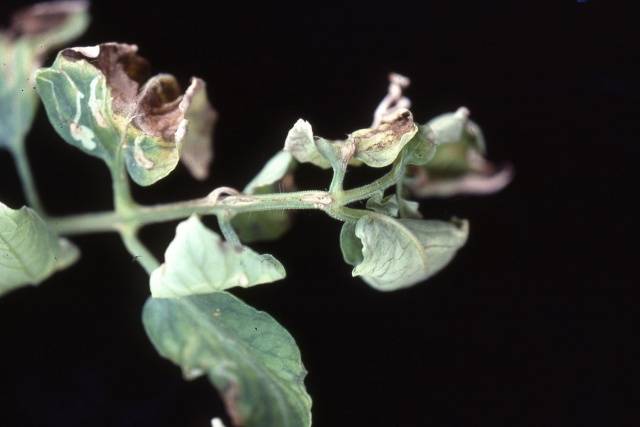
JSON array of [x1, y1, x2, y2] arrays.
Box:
[[50, 190, 333, 235], [11, 142, 45, 214], [338, 158, 405, 205], [119, 226, 160, 274]]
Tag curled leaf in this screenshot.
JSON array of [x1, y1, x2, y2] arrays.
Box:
[[0, 1, 88, 151], [283, 119, 331, 169], [351, 108, 418, 168], [35, 43, 215, 186], [0, 202, 79, 297], [407, 109, 512, 197], [143, 292, 312, 427], [179, 78, 217, 180], [232, 151, 296, 242], [150, 215, 285, 298], [340, 213, 468, 291]]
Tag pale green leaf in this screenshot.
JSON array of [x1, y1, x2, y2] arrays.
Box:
[[339, 222, 363, 267], [365, 191, 399, 217], [351, 109, 418, 168], [426, 107, 469, 146], [0, 1, 89, 152], [232, 151, 296, 243], [35, 44, 211, 186], [143, 292, 312, 427], [0, 38, 38, 150], [341, 213, 468, 291], [0, 202, 79, 296], [283, 119, 331, 169], [150, 216, 286, 298]]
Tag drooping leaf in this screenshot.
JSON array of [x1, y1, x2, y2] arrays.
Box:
[[150, 215, 285, 298], [0, 202, 79, 296], [350, 109, 418, 168], [340, 213, 468, 291], [407, 109, 512, 198], [283, 119, 331, 169], [232, 151, 296, 243], [143, 292, 312, 427], [179, 78, 217, 180], [0, 1, 89, 152], [35, 43, 214, 186]]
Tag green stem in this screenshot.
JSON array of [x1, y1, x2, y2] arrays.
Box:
[[50, 190, 333, 235], [338, 158, 406, 205], [11, 142, 45, 214], [217, 213, 241, 246], [119, 226, 160, 274]]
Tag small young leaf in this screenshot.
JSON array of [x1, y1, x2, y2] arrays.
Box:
[[232, 151, 296, 243], [0, 202, 79, 296], [283, 119, 331, 169], [0, 1, 88, 151], [427, 107, 470, 146], [35, 43, 215, 186], [143, 292, 312, 427], [150, 215, 285, 298], [350, 109, 418, 168], [340, 213, 468, 291]]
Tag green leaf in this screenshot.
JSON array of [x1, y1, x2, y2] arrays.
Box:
[[365, 191, 422, 219], [365, 191, 399, 217], [143, 292, 312, 427], [402, 124, 437, 166], [339, 222, 363, 267], [340, 213, 468, 291], [150, 215, 286, 298], [35, 43, 214, 186], [232, 151, 296, 243], [0, 1, 89, 152], [350, 109, 418, 168], [0, 202, 79, 297], [283, 119, 331, 169], [426, 107, 470, 146]]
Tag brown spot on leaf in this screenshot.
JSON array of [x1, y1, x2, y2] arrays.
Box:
[[61, 43, 209, 145], [222, 381, 245, 426]]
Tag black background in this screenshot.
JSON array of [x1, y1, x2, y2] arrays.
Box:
[[0, 1, 635, 426]]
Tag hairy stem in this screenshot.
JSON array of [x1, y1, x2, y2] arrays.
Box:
[[11, 142, 45, 214], [338, 158, 406, 205], [50, 190, 333, 235]]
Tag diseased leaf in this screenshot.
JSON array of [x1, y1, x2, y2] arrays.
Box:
[[150, 215, 285, 298], [350, 109, 418, 168], [143, 292, 312, 427], [283, 119, 331, 169], [0, 1, 88, 152], [340, 213, 468, 291], [402, 124, 437, 166], [180, 78, 217, 180], [0, 202, 79, 296], [35, 43, 214, 186], [407, 110, 512, 198], [232, 151, 296, 243]]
